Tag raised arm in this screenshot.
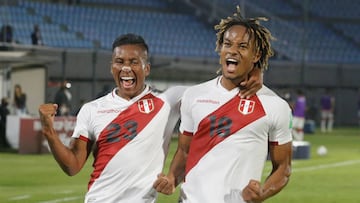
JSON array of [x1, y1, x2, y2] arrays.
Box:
[[153, 133, 192, 195], [39, 103, 92, 176]]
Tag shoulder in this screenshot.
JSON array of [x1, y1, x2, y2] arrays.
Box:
[[162, 85, 188, 97], [183, 78, 218, 97], [76, 96, 106, 118], [157, 85, 189, 107], [78, 100, 95, 113], [257, 86, 291, 111], [257, 85, 278, 97], [80, 95, 108, 112]]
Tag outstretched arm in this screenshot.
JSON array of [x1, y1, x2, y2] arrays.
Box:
[[242, 142, 292, 202], [153, 133, 192, 195], [39, 103, 92, 176]]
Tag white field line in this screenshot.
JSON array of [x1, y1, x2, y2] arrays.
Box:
[[10, 160, 360, 202], [8, 191, 80, 202], [38, 196, 82, 203], [292, 159, 360, 172], [263, 159, 360, 176], [53, 190, 75, 195], [8, 194, 31, 200]]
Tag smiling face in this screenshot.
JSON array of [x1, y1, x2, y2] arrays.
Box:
[[219, 25, 260, 90], [111, 44, 150, 100]]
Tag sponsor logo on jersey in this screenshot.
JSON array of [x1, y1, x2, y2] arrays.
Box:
[[97, 109, 121, 114], [238, 99, 255, 115], [138, 99, 154, 114], [196, 99, 220, 104]]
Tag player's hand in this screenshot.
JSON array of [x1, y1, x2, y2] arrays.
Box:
[[39, 103, 58, 136], [239, 67, 263, 99], [153, 173, 175, 195], [242, 180, 267, 203]]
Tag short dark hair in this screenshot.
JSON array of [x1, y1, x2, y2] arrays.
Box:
[[112, 33, 149, 54]]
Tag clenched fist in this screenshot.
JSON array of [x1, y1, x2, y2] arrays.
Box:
[[242, 180, 264, 203], [153, 173, 176, 195], [38, 103, 58, 137]]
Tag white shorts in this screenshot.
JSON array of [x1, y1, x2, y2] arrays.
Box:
[[321, 110, 333, 120], [293, 116, 305, 129]]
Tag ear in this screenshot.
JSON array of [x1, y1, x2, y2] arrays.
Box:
[[252, 50, 261, 63], [144, 63, 151, 77]]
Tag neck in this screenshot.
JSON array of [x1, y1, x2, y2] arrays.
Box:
[[220, 76, 245, 91], [116, 85, 147, 100]]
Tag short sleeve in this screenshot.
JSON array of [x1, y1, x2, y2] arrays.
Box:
[[179, 88, 195, 135], [268, 100, 293, 145], [162, 86, 188, 109], [71, 103, 92, 141]]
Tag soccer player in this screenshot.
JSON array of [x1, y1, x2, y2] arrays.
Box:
[[291, 89, 306, 140], [39, 33, 262, 202], [153, 6, 293, 203], [320, 88, 335, 133]]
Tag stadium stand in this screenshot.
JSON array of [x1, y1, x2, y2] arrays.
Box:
[[14, 0, 217, 58], [0, 0, 358, 63], [193, 0, 360, 64], [81, 0, 169, 9], [0, 0, 359, 126]]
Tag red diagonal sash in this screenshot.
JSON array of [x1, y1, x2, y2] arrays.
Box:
[[88, 93, 164, 189], [185, 95, 265, 174]]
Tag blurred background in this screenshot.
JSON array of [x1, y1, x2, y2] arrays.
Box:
[[0, 0, 359, 127]]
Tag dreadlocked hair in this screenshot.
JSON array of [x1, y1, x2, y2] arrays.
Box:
[[214, 6, 274, 70]]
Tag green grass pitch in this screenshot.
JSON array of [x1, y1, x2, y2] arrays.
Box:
[[0, 127, 359, 203]]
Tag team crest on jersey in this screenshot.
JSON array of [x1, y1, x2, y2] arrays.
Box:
[[138, 99, 154, 114], [238, 99, 255, 115]]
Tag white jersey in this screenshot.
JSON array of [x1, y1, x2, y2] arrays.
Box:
[[72, 85, 186, 203], [179, 77, 292, 203]]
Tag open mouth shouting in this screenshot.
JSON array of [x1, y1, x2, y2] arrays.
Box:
[[225, 58, 239, 72], [120, 76, 136, 89]]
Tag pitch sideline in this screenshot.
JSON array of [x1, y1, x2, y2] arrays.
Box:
[[262, 159, 360, 177], [8, 160, 360, 202], [292, 159, 360, 172]]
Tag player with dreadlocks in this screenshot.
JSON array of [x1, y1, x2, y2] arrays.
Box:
[[214, 6, 274, 72], [154, 6, 292, 203]]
